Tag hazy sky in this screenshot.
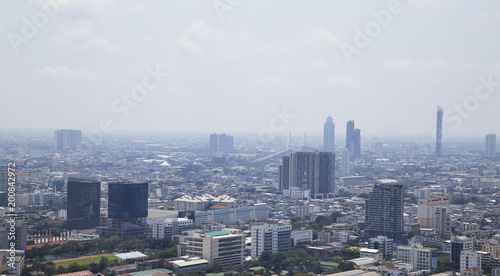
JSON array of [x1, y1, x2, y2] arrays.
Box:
[[1, 0, 500, 140]]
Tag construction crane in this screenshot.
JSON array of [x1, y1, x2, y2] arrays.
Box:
[[48, 217, 84, 242]]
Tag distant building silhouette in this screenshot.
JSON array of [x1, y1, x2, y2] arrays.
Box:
[[279, 151, 335, 199], [323, 116, 335, 152], [67, 179, 101, 230], [485, 134, 497, 158], [374, 142, 383, 158], [346, 121, 361, 158], [364, 179, 404, 240], [54, 129, 82, 151], [436, 107, 443, 156], [209, 133, 233, 153], [346, 121, 355, 151], [340, 149, 351, 176]]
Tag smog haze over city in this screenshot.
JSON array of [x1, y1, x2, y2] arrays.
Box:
[[1, 1, 500, 276]]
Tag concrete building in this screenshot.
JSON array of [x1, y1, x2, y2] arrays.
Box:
[[151, 218, 193, 239], [368, 236, 393, 258], [451, 236, 474, 266], [251, 224, 292, 258], [174, 194, 237, 211], [482, 239, 500, 258], [291, 229, 313, 246], [184, 230, 245, 266], [460, 251, 481, 272], [396, 243, 438, 272], [417, 196, 450, 239]]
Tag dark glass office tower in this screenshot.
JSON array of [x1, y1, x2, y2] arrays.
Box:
[[108, 182, 148, 219], [323, 116, 335, 152], [364, 180, 404, 241], [67, 179, 101, 230], [99, 182, 149, 240], [436, 107, 443, 157]]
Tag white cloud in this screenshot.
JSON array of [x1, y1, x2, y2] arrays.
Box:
[[383, 59, 452, 71], [36, 66, 98, 81], [52, 21, 115, 53]]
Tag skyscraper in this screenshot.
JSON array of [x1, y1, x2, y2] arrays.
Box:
[[346, 121, 361, 158], [67, 179, 101, 230], [209, 133, 234, 153], [364, 179, 404, 240], [323, 116, 335, 152], [210, 133, 218, 152], [354, 128, 361, 158], [485, 134, 497, 158], [346, 120, 355, 151], [436, 107, 443, 157], [54, 129, 82, 151], [98, 182, 149, 240], [279, 151, 335, 199]]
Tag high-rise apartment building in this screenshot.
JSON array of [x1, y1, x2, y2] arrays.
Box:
[[486, 134, 497, 158], [251, 224, 292, 258], [323, 116, 335, 152], [279, 151, 335, 199], [417, 196, 451, 239], [364, 179, 404, 240], [67, 179, 101, 230], [436, 107, 443, 157], [54, 129, 82, 151], [209, 133, 233, 152]]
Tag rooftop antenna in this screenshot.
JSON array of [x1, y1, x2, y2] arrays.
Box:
[[286, 131, 291, 150]]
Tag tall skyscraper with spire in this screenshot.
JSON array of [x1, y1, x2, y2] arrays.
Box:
[[323, 116, 335, 152], [436, 107, 443, 157]]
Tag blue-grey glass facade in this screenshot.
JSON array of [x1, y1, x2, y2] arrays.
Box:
[[108, 182, 148, 219]]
